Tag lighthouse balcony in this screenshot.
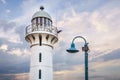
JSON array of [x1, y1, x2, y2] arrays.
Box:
[[26, 24, 58, 36]]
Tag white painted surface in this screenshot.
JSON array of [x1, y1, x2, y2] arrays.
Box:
[[30, 45, 53, 80], [25, 8, 58, 80], [25, 32, 58, 80]]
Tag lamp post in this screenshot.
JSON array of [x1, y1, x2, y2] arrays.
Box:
[[66, 36, 89, 80]]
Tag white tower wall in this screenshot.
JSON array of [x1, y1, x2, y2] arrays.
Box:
[[30, 45, 53, 80], [25, 32, 58, 80], [25, 7, 58, 80]]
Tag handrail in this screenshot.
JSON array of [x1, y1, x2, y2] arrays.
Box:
[[25, 24, 58, 36]]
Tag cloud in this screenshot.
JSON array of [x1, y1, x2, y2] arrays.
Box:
[[10, 0, 39, 25], [0, 73, 29, 80], [57, 2, 120, 60], [0, 51, 30, 74], [0, 0, 6, 4], [54, 3, 120, 74], [11, 0, 120, 60], [8, 48, 22, 56], [6, 9, 11, 14], [54, 59, 120, 80], [54, 65, 84, 80], [0, 27, 22, 44], [89, 59, 120, 80], [0, 20, 23, 44], [91, 48, 120, 62], [0, 0, 120, 80], [14, 73, 29, 80], [8, 48, 31, 56], [0, 44, 8, 52], [10, 0, 120, 58]]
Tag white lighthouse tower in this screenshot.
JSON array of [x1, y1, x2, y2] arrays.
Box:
[[25, 6, 58, 80]]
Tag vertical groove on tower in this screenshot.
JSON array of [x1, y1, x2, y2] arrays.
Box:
[[39, 35, 42, 46], [51, 37, 55, 44], [46, 35, 49, 41], [27, 37, 32, 44], [32, 35, 35, 40]]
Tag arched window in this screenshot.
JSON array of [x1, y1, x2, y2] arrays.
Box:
[[39, 53, 42, 62], [39, 70, 41, 79]]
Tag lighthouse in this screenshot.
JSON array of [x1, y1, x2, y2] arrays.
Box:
[[25, 6, 58, 80]]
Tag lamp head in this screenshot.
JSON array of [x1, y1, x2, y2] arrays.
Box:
[[66, 43, 79, 53]]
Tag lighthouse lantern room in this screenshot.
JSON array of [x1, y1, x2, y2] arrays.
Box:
[[25, 6, 58, 80]]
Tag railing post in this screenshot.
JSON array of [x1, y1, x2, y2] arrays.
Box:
[[25, 24, 58, 36]]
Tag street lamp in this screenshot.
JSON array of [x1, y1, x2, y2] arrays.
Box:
[[66, 36, 89, 80]]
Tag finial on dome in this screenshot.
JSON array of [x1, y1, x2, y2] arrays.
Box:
[[40, 6, 44, 10]]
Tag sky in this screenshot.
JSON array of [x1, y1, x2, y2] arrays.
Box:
[[0, 0, 120, 80]]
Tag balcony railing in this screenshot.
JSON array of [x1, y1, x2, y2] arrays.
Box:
[[25, 24, 58, 36]]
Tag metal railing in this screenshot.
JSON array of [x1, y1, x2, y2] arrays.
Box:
[[25, 24, 58, 36]]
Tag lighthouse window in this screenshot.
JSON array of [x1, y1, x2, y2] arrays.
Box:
[[33, 19, 36, 25], [44, 18, 46, 27], [46, 19, 49, 27], [48, 20, 50, 26], [40, 17, 42, 26], [50, 21, 51, 26], [39, 53, 42, 62], [35, 19, 37, 24], [39, 70, 41, 79], [36, 18, 38, 26], [38, 18, 40, 25], [45, 18, 47, 25]]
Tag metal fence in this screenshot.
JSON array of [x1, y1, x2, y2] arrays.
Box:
[[25, 24, 58, 36]]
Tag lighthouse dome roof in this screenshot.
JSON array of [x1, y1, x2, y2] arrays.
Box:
[[32, 6, 52, 20]]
